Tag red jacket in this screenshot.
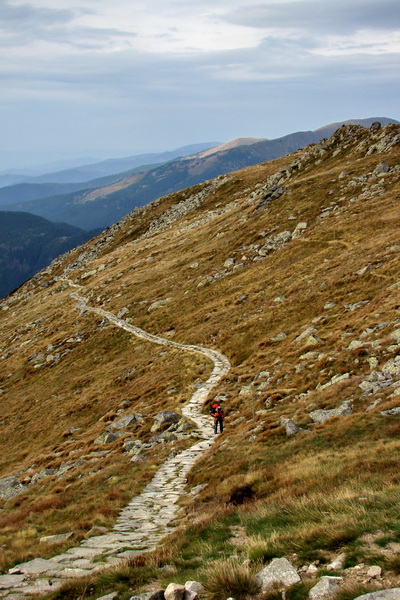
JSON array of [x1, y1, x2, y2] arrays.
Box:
[[210, 403, 224, 420]]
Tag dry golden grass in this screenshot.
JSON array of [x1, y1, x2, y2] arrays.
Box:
[[1, 124, 400, 578]]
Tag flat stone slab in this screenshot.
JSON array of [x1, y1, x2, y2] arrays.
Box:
[[9, 558, 61, 575], [0, 575, 27, 590], [65, 547, 102, 559]]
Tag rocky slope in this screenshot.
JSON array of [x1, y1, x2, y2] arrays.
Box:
[[0, 122, 400, 599]]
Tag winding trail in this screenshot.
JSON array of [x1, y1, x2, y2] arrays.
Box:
[[1, 283, 230, 598]]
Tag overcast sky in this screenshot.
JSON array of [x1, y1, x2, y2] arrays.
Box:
[[0, 0, 399, 170]]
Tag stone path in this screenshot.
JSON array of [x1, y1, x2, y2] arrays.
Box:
[[0, 283, 230, 598]]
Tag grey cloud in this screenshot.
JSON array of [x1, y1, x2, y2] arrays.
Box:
[[225, 0, 400, 33], [0, 0, 75, 26], [0, 1, 136, 49]]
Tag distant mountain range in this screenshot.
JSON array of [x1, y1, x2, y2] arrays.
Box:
[[0, 117, 397, 296], [0, 117, 397, 231], [0, 212, 97, 298], [0, 143, 219, 188]]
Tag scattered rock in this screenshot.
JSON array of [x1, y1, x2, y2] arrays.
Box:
[[0, 476, 27, 499], [96, 593, 119, 600], [381, 407, 400, 416], [281, 417, 301, 436], [109, 414, 142, 430], [374, 161, 390, 174], [256, 557, 301, 590], [151, 411, 181, 431], [354, 590, 400, 600], [165, 582, 186, 600], [309, 400, 352, 424], [40, 532, 74, 545], [94, 432, 120, 444], [367, 566, 382, 578], [224, 258, 235, 268], [185, 581, 204, 597], [148, 298, 173, 312], [309, 576, 343, 600], [326, 553, 346, 571]]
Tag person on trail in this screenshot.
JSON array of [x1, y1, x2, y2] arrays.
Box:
[[210, 400, 224, 434]]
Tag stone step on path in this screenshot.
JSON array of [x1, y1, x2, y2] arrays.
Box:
[[0, 282, 230, 599]]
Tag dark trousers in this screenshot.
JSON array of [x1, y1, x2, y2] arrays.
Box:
[[214, 417, 223, 434]]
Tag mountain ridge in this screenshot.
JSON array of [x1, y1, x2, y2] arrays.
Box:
[[2, 117, 397, 231]]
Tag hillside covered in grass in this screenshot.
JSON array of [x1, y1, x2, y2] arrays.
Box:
[[0, 122, 400, 599]]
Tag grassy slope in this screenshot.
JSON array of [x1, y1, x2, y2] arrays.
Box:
[[0, 124, 400, 595]]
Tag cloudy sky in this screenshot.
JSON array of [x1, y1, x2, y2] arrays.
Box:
[[0, 0, 399, 170]]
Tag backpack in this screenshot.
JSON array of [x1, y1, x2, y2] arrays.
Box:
[[210, 404, 224, 419]]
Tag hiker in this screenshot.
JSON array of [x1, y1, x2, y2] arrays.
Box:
[[210, 400, 224, 434]]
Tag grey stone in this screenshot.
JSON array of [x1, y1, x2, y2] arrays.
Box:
[[256, 557, 301, 590], [309, 400, 352, 424], [391, 330, 400, 343], [148, 298, 172, 312], [382, 356, 400, 378], [305, 334, 323, 346], [9, 558, 61, 574], [224, 258, 235, 268], [165, 584, 186, 600], [96, 593, 119, 600], [309, 576, 343, 600], [110, 414, 139, 430], [0, 574, 27, 590], [185, 581, 204, 596], [94, 432, 119, 444], [0, 476, 27, 499], [281, 418, 300, 436], [354, 590, 400, 600], [366, 566, 382, 578], [295, 327, 317, 342], [40, 532, 74, 545], [381, 407, 400, 416], [153, 411, 181, 426], [326, 552, 346, 571], [374, 161, 390, 174]]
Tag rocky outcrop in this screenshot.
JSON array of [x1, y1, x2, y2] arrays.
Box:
[[309, 400, 353, 424]]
